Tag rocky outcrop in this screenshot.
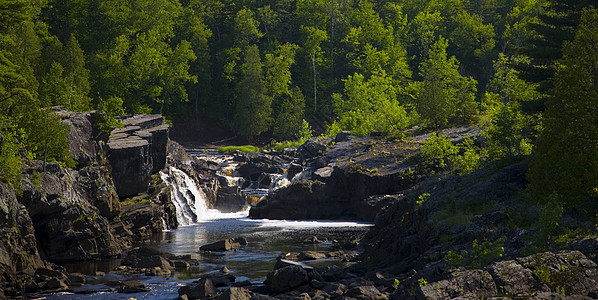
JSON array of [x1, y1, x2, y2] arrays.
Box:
[[19, 161, 121, 262], [107, 114, 169, 197], [249, 166, 415, 221], [0, 182, 46, 297], [359, 160, 530, 274], [53, 107, 97, 167], [401, 250, 598, 299]]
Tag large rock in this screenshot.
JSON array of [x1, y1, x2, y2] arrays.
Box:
[[200, 239, 241, 252], [215, 287, 251, 300], [121, 247, 172, 270], [179, 277, 217, 299], [19, 162, 121, 262], [0, 182, 46, 297], [107, 114, 169, 198], [249, 166, 414, 221], [265, 265, 309, 293]]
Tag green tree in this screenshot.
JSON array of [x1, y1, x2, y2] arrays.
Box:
[[417, 37, 477, 129], [331, 71, 414, 136], [273, 86, 306, 140], [234, 45, 271, 141], [528, 7, 598, 208]]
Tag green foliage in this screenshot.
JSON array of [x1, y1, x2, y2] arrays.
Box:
[[528, 7, 598, 208], [0, 131, 22, 186], [95, 96, 125, 134], [417, 37, 477, 129], [538, 194, 564, 242], [445, 237, 506, 269], [20, 108, 75, 168], [218, 145, 260, 153], [234, 45, 272, 140], [417, 193, 430, 206], [331, 71, 416, 136], [420, 133, 458, 171], [31, 171, 41, 187]]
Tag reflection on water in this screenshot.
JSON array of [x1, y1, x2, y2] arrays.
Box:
[[50, 212, 371, 299]]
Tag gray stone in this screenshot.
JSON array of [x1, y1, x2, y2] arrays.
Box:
[[118, 281, 149, 293], [179, 278, 217, 299], [265, 265, 309, 293], [215, 287, 252, 300], [200, 239, 241, 252]]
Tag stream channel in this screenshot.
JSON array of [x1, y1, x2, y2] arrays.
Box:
[[49, 151, 372, 299]]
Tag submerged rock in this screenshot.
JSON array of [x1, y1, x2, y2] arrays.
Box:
[[200, 239, 241, 252]]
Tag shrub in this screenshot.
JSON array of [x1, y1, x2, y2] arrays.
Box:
[[218, 145, 260, 153]]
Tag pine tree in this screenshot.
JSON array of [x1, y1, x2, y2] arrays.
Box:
[[518, 0, 595, 93], [234, 45, 272, 141], [528, 7, 598, 208], [417, 37, 477, 129]]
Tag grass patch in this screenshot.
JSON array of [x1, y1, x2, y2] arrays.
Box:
[[269, 140, 303, 152], [121, 198, 151, 206], [218, 145, 260, 153]]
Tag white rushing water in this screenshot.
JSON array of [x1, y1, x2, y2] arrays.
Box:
[[161, 166, 247, 226]]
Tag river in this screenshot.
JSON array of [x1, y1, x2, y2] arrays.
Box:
[[48, 154, 371, 299]]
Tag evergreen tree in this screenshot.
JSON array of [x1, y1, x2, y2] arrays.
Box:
[[273, 86, 306, 140], [417, 37, 477, 129], [518, 0, 595, 93], [528, 7, 598, 208], [234, 45, 271, 141]]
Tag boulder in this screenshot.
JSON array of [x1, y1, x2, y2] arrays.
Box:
[[312, 167, 333, 182], [118, 281, 149, 293], [265, 265, 309, 293], [179, 278, 217, 299], [297, 138, 330, 161], [216, 186, 247, 213], [416, 269, 497, 299], [216, 287, 252, 300], [200, 239, 241, 252], [298, 251, 327, 261]]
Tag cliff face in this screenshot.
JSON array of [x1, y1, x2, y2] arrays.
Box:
[[0, 108, 175, 298]]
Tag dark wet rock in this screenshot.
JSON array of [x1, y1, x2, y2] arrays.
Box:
[[179, 277, 217, 299], [67, 273, 86, 287], [118, 281, 149, 293], [216, 287, 252, 300], [346, 285, 388, 300], [297, 137, 331, 161], [249, 165, 415, 221], [44, 277, 69, 290], [216, 186, 247, 212], [298, 251, 327, 261], [265, 265, 310, 293], [235, 237, 248, 245], [210, 274, 236, 287], [335, 131, 352, 143], [121, 247, 173, 270], [200, 239, 241, 252]]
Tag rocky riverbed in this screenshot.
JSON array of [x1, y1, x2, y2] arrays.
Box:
[[1, 109, 598, 300]]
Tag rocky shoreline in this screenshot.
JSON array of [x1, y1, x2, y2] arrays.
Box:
[[1, 110, 598, 299]]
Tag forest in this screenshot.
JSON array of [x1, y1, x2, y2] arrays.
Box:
[[0, 0, 597, 214]]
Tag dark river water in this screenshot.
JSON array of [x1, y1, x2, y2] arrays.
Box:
[[50, 211, 371, 299]]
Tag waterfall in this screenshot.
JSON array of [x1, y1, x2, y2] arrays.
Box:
[[160, 167, 210, 226]]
